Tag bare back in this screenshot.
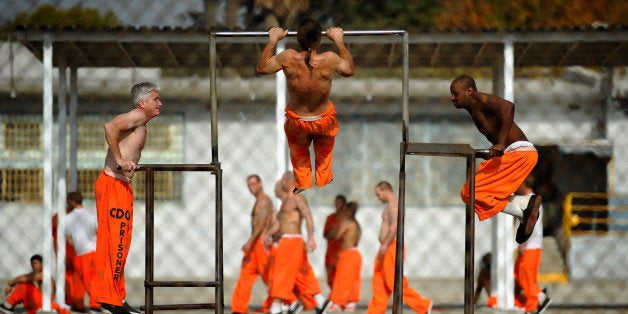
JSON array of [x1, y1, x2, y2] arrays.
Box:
[[337, 218, 361, 249], [281, 50, 340, 115]]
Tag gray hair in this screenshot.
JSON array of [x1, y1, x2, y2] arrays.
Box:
[[131, 82, 160, 108]]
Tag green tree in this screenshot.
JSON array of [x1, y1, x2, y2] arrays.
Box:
[[2, 3, 122, 38]]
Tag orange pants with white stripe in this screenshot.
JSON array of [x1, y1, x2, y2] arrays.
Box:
[[284, 101, 339, 190], [93, 171, 134, 307], [329, 248, 361, 307], [269, 235, 321, 310], [367, 240, 431, 314], [461, 150, 537, 221]]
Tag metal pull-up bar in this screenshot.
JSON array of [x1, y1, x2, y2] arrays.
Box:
[[211, 30, 406, 37], [207, 29, 409, 314], [398, 143, 489, 314], [135, 163, 223, 314]]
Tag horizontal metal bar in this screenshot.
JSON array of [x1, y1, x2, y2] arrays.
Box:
[[137, 163, 219, 172], [405, 142, 476, 157], [213, 30, 406, 37], [140, 303, 215, 311], [145, 280, 219, 288]]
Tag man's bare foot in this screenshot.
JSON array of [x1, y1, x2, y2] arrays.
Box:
[[515, 194, 541, 244]]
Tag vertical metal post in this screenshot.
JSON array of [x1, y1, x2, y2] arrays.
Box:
[[55, 55, 68, 307], [210, 35, 218, 163], [42, 32, 54, 313], [145, 169, 155, 314], [393, 31, 410, 314], [464, 154, 477, 314], [215, 167, 224, 314], [69, 67, 79, 191]]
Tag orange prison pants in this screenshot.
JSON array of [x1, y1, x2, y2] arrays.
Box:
[[6, 283, 69, 314], [65, 252, 86, 310], [76, 252, 99, 308], [461, 150, 538, 221], [514, 249, 542, 312], [53, 214, 86, 309], [325, 239, 341, 289], [367, 240, 431, 314], [324, 213, 341, 289], [93, 171, 134, 306], [269, 236, 321, 310], [231, 238, 272, 313], [284, 102, 339, 190], [329, 248, 362, 307]]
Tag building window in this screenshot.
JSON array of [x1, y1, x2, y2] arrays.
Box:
[[3, 122, 41, 151], [0, 169, 43, 203]]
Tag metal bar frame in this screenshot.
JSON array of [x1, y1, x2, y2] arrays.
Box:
[[140, 163, 222, 314], [398, 144, 486, 314]]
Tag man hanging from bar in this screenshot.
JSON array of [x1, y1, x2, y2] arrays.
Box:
[[256, 18, 355, 194], [450, 74, 541, 244]]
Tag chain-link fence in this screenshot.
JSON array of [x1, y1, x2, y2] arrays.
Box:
[[1, 1, 627, 313]]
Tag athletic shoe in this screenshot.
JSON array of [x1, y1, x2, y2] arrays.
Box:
[[344, 302, 357, 311], [287, 301, 303, 314], [315, 299, 332, 314], [536, 292, 552, 314], [122, 301, 141, 314], [0, 303, 14, 314], [516, 194, 541, 244], [426, 300, 433, 314], [101, 303, 130, 314], [328, 304, 342, 312]]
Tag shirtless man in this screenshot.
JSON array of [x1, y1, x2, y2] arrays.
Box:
[[231, 175, 275, 314], [450, 74, 541, 244], [367, 181, 432, 314], [1, 255, 69, 314], [327, 201, 361, 311], [93, 82, 162, 314], [256, 18, 355, 194], [264, 172, 331, 314]]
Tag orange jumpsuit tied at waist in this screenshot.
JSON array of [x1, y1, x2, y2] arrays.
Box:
[[329, 248, 361, 307], [93, 171, 135, 306], [461, 147, 538, 221], [367, 240, 431, 314], [231, 237, 273, 313], [284, 101, 339, 190], [269, 235, 321, 310]]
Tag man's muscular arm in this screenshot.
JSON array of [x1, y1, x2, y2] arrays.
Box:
[[295, 195, 316, 252], [104, 109, 146, 171], [326, 27, 354, 77], [256, 27, 289, 75], [487, 95, 515, 156], [243, 198, 272, 253], [378, 206, 398, 256]]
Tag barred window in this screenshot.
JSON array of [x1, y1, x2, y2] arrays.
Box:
[[78, 122, 107, 152], [0, 168, 43, 203], [131, 171, 182, 201], [3, 122, 41, 151]]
